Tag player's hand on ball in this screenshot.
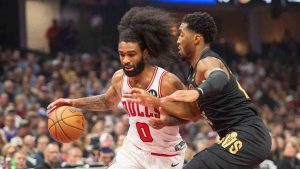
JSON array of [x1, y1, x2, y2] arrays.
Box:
[[47, 98, 73, 114], [123, 88, 159, 107], [149, 107, 167, 129], [161, 90, 199, 103]]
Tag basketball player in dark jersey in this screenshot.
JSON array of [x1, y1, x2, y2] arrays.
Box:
[[124, 12, 272, 169], [165, 11, 272, 169]]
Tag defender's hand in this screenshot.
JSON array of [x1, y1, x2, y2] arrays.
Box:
[[161, 90, 199, 103], [47, 98, 72, 114], [149, 107, 167, 129], [123, 88, 159, 107]]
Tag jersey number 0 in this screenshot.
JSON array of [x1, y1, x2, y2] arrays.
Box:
[[136, 122, 153, 142]]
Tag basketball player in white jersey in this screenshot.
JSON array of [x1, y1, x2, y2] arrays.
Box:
[[47, 7, 192, 169]]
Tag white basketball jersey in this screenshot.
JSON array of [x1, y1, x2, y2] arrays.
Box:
[[121, 67, 183, 155]]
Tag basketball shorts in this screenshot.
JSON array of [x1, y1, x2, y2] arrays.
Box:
[[184, 118, 271, 169], [108, 140, 186, 169]]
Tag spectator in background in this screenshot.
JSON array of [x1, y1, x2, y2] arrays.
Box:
[[61, 146, 83, 168], [14, 94, 28, 118], [61, 19, 78, 54], [60, 143, 73, 162], [0, 111, 5, 128], [3, 111, 17, 142], [10, 136, 23, 151], [21, 85, 38, 107], [86, 70, 101, 97], [112, 121, 126, 142], [98, 147, 114, 167], [35, 143, 61, 169], [99, 133, 115, 150], [3, 80, 16, 102], [46, 19, 62, 57], [35, 135, 50, 162], [2, 143, 16, 159], [0, 93, 10, 114], [114, 134, 125, 153], [36, 119, 48, 137], [22, 135, 36, 167], [26, 111, 40, 134], [34, 75, 47, 94], [90, 118, 105, 135], [0, 127, 7, 151], [268, 135, 281, 164], [24, 52, 41, 76], [59, 61, 76, 84], [37, 86, 51, 109], [13, 151, 28, 169], [87, 144, 101, 164], [17, 119, 30, 139], [277, 137, 300, 169]]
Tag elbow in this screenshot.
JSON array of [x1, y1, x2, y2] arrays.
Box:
[[198, 70, 229, 96]]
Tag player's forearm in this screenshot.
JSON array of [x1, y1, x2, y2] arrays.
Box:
[[150, 96, 196, 120], [159, 101, 196, 120], [70, 95, 112, 111]]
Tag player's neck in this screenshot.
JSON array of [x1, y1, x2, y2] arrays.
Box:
[[128, 65, 154, 89], [191, 45, 209, 68]]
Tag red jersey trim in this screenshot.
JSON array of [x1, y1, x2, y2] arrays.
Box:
[[145, 66, 158, 91], [120, 73, 125, 98], [132, 143, 178, 157], [127, 66, 158, 90], [151, 152, 178, 157], [158, 71, 168, 98]]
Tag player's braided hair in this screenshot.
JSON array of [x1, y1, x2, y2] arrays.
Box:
[[182, 12, 217, 44], [118, 6, 176, 59]]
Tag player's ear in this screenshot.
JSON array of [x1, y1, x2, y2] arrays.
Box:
[[194, 34, 203, 45], [143, 49, 149, 59]]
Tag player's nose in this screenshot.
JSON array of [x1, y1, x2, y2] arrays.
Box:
[[122, 56, 131, 65], [177, 37, 181, 45]]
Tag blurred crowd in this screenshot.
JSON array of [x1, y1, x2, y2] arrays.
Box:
[[0, 36, 300, 169]]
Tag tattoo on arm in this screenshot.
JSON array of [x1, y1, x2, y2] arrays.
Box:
[[73, 95, 114, 111]]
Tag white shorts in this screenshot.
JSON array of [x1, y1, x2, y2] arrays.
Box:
[[108, 141, 185, 169]]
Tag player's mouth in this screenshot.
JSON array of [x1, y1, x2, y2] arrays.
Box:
[[178, 46, 182, 55], [124, 66, 134, 71]]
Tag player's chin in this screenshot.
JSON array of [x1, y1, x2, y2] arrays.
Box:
[[178, 50, 182, 56], [178, 52, 186, 61]]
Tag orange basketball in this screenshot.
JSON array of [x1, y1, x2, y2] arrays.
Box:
[[48, 106, 86, 143]]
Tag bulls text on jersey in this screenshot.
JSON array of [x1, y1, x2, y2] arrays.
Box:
[[121, 101, 160, 119]]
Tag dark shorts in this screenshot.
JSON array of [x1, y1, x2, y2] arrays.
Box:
[[184, 118, 271, 169]]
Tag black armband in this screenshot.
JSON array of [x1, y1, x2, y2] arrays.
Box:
[[196, 70, 228, 98]]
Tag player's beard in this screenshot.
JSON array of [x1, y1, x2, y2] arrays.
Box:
[[122, 58, 145, 77], [179, 47, 193, 62], [178, 46, 188, 62]]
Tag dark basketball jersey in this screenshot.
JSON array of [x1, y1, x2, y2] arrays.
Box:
[[188, 49, 258, 137]]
